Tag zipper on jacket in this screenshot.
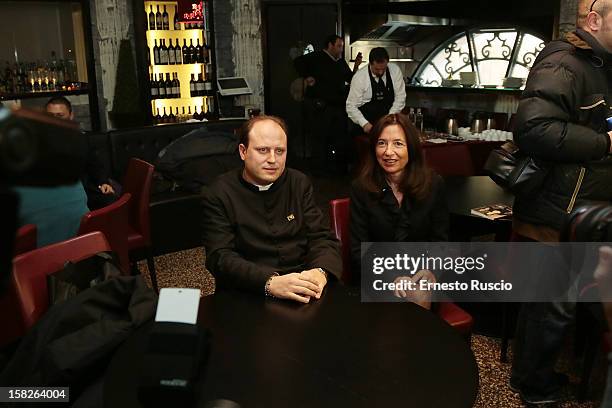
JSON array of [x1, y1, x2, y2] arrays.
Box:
[[566, 167, 586, 213]]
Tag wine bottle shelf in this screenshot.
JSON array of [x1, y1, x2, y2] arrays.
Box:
[[0, 88, 89, 101]]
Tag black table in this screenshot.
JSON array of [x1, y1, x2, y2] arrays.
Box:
[[104, 284, 479, 408], [444, 176, 514, 241]]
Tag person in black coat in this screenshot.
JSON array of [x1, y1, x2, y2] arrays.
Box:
[[350, 113, 448, 307], [294, 34, 362, 173]]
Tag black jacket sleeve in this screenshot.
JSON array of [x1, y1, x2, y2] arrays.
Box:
[[349, 184, 370, 276], [515, 60, 610, 162], [301, 180, 342, 280], [202, 187, 277, 293]]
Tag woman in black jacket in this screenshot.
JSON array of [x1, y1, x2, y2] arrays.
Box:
[[350, 113, 448, 307]]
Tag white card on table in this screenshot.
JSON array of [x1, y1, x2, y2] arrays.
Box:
[[154, 288, 201, 325]]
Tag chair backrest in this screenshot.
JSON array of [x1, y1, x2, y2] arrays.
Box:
[[12, 231, 111, 330], [329, 198, 351, 284], [78, 193, 131, 274], [122, 158, 154, 244], [14, 224, 37, 256]]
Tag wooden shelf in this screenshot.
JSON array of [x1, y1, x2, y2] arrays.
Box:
[[0, 88, 89, 101]]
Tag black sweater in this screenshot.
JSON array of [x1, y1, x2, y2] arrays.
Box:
[[349, 175, 449, 277], [202, 168, 342, 293]]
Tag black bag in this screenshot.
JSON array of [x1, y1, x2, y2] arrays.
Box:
[[484, 141, 549, 196], [47, 251, 121, 306]]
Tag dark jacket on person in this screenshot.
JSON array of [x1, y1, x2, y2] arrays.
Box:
[[513, 29, 612, 231], [349, 174, 449, 275], [294, 50, 353, 107], [202, 168, 342, 293]]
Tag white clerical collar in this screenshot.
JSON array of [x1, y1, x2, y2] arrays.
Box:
[[254, 182, 273, 191]]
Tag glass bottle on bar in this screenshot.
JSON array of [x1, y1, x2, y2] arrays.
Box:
[[182, 39, 189, 64], [169, 107, 176, 123], [148, 5, 155, 30], [189, 74, 196, 97], [168, 39, 176, 65], [174, 40, 182, 64], [165, 73, 173, 98], [181, 107, 186, 122], [158, 74, 166, 99], [154, 108, 162, 125], [196, 73, 205, 96], [172, 73, 180, 98], [162, 107, 169, 123], [202, 37, 209, 63], [155, 5, 162, 30], [195, 39, 203, 64], [150, 74, 158, 99], [153, 40, 160, 65], [188, 40, 196, 64], [174, 6, 181, 30], [415, 108, 424, 132], [162, 5, 169, 30], [160, 40, 169, 65]]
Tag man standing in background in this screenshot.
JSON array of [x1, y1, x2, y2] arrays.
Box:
[[294, 34, 362, 174]]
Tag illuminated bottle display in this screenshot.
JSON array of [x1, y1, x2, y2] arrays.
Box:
[[145, 0, 216, 124]]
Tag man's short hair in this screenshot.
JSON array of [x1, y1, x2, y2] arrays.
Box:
[[369, 47, 390, 64], [238, 115, 288, 147], [45, 96, 72, 113], [324, 34, 342, 49]]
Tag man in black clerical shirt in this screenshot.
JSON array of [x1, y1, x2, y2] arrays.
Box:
[[202, 115, 342, 303], [294, 34, 362, 173]]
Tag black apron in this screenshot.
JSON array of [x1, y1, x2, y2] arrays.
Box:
[[358, 67, 395, 125]]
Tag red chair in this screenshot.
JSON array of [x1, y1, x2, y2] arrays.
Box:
[[14, 224, 37, 256], [12, 231, 111, 331], [329, 198, 474, 338], [122, 158, 157, 292], [78, 193, 131, 275], [0, 224, 39, 346]]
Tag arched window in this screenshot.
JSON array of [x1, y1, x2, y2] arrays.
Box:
[[413, 28, 546, 87]]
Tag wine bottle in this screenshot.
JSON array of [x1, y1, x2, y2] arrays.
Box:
[[175, 73, 181, 98], [202, 37, 210, 63], [155, 5, 162, 30], [169, 107, 176, 123], [154, 108, 162, 125], [174, 6, 181, 30], [148, 5, 155, 30], [188, 39, 196, 64], [181, 107, 186, 123], [196, 73, 205, 97], [168, 39, 176, 65], [189, 73, 196, 97], [165, 73, 173, 98], [174, 39, 182, 65], [162, 5, 169, 30], [146, 43, 151, 66], [182, 39, 189, 64], [160, 40, 168, 65], [195, 39, 203, 64], [158, 74, 166, 99], [150, 73, 158, 99], [192, 105, 199, 120], [188, 106, 192, 119], [153, 40, 160, 65], [162, 107, 169, 123]]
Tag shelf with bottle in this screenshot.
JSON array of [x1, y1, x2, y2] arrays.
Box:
[[152, 99, 216, 125], [144, 1, 207, 32], [1, 55, 83, 98], [148, 69, 214, 100], [147, 37, 210, 67]]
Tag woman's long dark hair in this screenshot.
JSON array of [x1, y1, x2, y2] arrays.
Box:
[[355, 113, 433, 201]]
